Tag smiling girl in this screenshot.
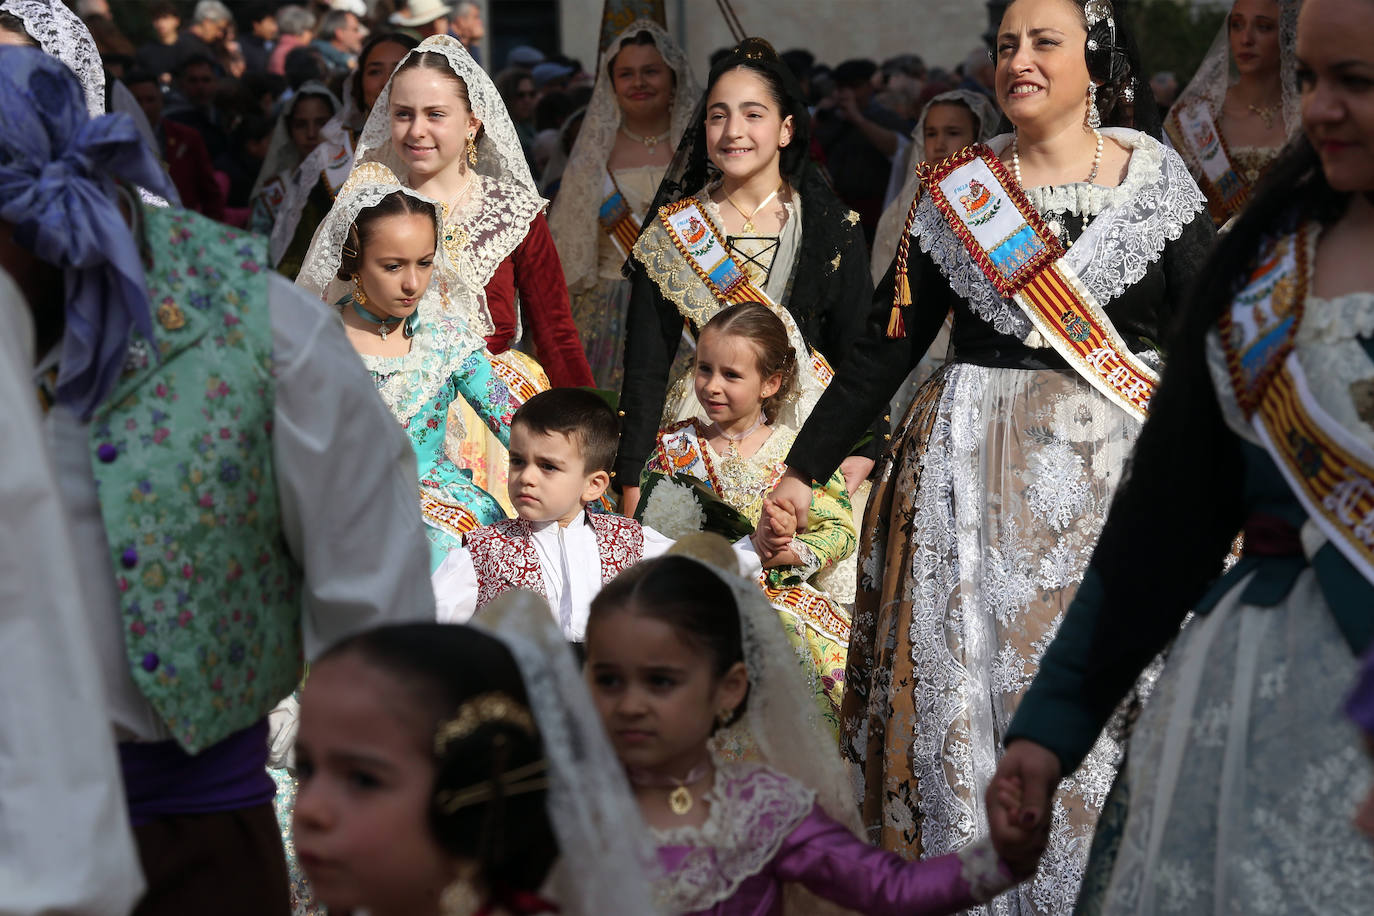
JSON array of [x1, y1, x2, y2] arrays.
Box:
[[549, 19, 699, 391], [615, 38, 878, 526], [639, 304, 855, 724]]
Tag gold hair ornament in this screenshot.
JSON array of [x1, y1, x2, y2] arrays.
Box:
[[433, 692, 537, 755], [435, 757, 551, 814]]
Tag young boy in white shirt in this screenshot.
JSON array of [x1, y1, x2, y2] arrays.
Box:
[[433, 388, 757, 639]]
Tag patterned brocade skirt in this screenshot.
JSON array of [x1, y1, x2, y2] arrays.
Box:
[[571, 274, 633, 393], [840, 361, 1140, 915]]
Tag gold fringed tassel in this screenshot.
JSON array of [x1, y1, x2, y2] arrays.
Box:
[[885, 182, 923, 339]]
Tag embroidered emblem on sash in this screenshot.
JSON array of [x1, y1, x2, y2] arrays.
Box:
[[1219, 222, 1374, 584], [920, 145, 1159, 420], [1166, 102, 1249, 222]]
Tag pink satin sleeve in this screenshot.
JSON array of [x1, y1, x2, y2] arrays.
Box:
[[772, 806, 1006, 916]]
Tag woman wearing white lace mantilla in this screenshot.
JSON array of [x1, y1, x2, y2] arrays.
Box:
[[1164, 0, 1301, 227], [342, 34, 593, 512], [547, 18, 699, 392], [767, 1, 1214, 913]]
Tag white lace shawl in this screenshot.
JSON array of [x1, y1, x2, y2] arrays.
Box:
[[871, 89, 1001, 283], [1, 0, 104, 116], [471, 592, 664, 916], [910, 128, 1206, 343], [546, 19, 699, 292], [250, 81, 342, 206], [358, 308, 482, 426], [652, 761, 816, 912], [1170, 0, 1302, 156]]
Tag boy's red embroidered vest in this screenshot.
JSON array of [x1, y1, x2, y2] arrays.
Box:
[[466, 514, 644, 609]]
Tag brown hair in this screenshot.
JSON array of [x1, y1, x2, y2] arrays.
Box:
[[511, 388, 620, 475], [698, 303, 797, 423], [393, 49, 472, 111], [336, 190, 438, 279]]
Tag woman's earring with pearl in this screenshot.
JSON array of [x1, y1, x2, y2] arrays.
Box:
[[1086, 82, 1102, 130]]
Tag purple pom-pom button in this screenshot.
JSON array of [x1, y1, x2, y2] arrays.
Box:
[[97, 443, 118, 463], [120, 548, 138, 568], [141, 653, 159, 672]]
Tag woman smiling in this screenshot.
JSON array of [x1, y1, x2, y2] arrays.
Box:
[[767, 1, 1214, 911]]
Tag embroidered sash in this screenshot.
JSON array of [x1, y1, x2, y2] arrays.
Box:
[[1218, 223, 1374, 584], [255, 174, 288, 222], [319, 132, 355, 197], [1166, 102, 1248, 223], [598, 169, 644, 262], [920, 146, 1158, 420], [657, 197, 834, 386]]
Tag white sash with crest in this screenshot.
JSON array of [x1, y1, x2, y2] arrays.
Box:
[[1218, 223, 1374, 584], [1167, 101, 1248, 221], [916, 146, 1159, 420]]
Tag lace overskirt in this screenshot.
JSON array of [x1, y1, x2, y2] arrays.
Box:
[[1075, 569, 1374, 915], [840, 362, 1139, 915]]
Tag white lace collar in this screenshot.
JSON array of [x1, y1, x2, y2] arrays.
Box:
[[444, 173, 547, 290], [354, 297, 483, 423], [651, 760, 815, 913], [911, 128, 1206, 342]]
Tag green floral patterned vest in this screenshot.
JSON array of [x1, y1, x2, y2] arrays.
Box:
[[90, 204, 303, 754]]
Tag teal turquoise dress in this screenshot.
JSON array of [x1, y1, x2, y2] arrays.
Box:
[[354, 305, 519, 570]]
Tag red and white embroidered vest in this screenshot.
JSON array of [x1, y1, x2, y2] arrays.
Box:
[[466, 514, 645, 610]]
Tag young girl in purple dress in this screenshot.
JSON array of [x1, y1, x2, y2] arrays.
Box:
[[583, 537, 1039, 915]]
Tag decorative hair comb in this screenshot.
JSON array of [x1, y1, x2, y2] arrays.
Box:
[[435, 757, 550, 814], [433, 692, 538, 755], [339, 161, 404, 198]]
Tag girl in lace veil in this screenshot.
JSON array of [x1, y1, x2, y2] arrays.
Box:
[[1165, 0, 1302, 225], [250, 82, 340, 269], [342, 34, 593, 514], [296, 161, 517, 570], [291, 591, 661, 916], [270, 32, 418, 275], [767, 1, 1215, 912], [614, 37, 878, 520], [583, 541, 1026, 915], [547, 18, 699, 391]]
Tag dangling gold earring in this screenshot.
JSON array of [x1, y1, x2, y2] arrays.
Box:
[[439, 876, 482, 916], [466, 133, 478, 167], [351, 273, 368, 307], [715, 707, 733, 729]]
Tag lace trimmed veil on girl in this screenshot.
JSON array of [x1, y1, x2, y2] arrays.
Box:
[[251, 80, 342, 207], [0, 0, 103, 116], [546, 18, 699, 293], [472, 590, 665, 916]]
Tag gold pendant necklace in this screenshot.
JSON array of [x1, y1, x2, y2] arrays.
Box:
[[724, 183, 783, 234], [1248, 103, 1279, 130], [627, 759, 712, 817], [668, 785, 694, 816]]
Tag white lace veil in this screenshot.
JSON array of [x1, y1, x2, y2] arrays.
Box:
[[0, 0, 104, 116], [296, 160, 446, 307], [1172, 0, 1302, 140], [871, 89, 1001, 283], [355, 34, 538, 196], [250, 81, 343, 205], [268, 77, 361, 267], [472, 590, 664, 916], [546, 19, 699, 292], [664, 538, 861, 916]]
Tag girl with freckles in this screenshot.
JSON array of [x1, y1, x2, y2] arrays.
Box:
[[991, 0, 1374, 910], [768, 1, 1213, 911]]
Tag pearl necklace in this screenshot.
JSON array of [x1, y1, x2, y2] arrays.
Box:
[[620, 123, 669, 153], [713, 414, 767, 458], [1012, 128, 1104, 188]]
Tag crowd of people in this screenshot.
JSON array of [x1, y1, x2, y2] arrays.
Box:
[[3, 0, 1374, 914]]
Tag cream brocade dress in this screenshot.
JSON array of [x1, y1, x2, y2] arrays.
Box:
[[571, 164, 664, 392]]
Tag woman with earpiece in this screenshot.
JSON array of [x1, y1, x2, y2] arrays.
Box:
[[763, 2, 1214, 912]]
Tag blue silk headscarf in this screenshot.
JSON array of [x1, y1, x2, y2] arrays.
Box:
[[0, 46, 179, 418]]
